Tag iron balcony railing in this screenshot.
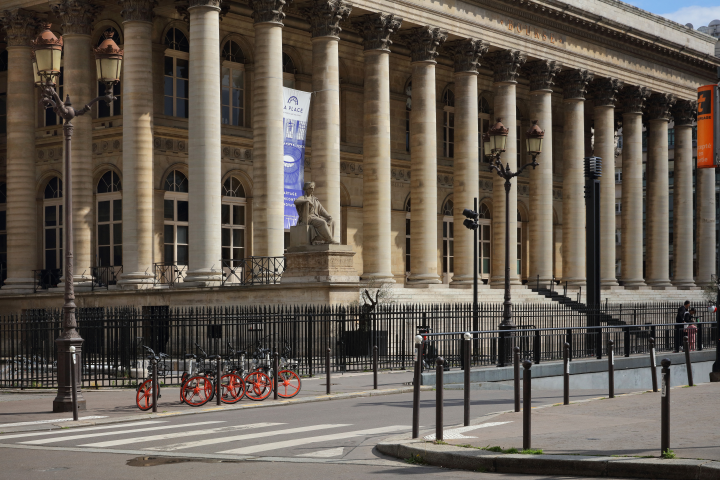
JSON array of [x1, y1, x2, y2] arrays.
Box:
[[91, 265, 122, 291], [32, 269, 62, 292], [221, 256, 285, 286], [153, 262, 187, 287]]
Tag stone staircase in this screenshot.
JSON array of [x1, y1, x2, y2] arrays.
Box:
[[384, 284, 557, 305]]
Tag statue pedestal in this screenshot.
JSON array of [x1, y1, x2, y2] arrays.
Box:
[[283, 244, 359, 284]]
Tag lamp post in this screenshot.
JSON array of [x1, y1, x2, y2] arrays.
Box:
[[32, 26, 123, 412], [485, 119, 543, 364], [462, 199, 480, 334]]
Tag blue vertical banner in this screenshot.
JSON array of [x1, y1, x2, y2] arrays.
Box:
[[283, 87, 312, 229]]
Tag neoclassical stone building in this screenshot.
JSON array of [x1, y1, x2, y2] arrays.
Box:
[[0, 0, 717, 308]]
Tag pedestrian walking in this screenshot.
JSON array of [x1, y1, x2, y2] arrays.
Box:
[[675, 301, 690, 352], [685, 307, 697, 351]]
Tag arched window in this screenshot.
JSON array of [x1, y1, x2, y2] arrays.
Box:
[[0, 183, 6, 282], [282, 52, 296, 88], [221, 177, 247, 272], [97, 29, 121, 118], [405, 198, 411, 276], [405, 81, 412, 153], [478, 203, 491, 279], [164, 28, 189, 118], [164, 171, 189, 265], [96, 172, 122, 267], [442, 199, 454, 281], [0, 49, 7, 71], [442, 89, 455, 158], [479, 97, 491, 163], [221, 40, 246, 127], [43, 177, 63, 270]]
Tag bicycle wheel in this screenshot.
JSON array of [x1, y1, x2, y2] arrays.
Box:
[[244, 371, 272, 401], [136, 378, 159, 411], [220, 373, 245, 404], [181, 376, 213, 407], [179, 372, 189, 403], [276, 370, 301, 398]]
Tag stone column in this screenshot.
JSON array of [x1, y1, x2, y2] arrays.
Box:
[[645, 93, 676, 288], [697, 168, 717, 287], [485, 50, 525, 286], [619, 85, 651, 288], [183, 0, 223, 286], [250, 0, 287, 257], [526, 60, 561, 287], [117, 0, 156, 288], [51, 0, 100, 289], [558, 69, 593, 286], [0, 11, 38, 293], [671, 100, 697, 288], [401, 26, 447, 285], [353, 13, 401, 282], [303, 0, 351, 245], [590, 77, 623, 287]]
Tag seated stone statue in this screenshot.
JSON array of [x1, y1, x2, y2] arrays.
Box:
[[293, 181, 339, 245]]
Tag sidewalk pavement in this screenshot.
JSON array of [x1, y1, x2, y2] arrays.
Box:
[[0, 369, 416, 431], [378, 382, 720, 479]]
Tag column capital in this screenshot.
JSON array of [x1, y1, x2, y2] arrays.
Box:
[[188, 0, 223, 10], [558, 69, 593, 100], [646, 93, 676, 121], [352, 12, 401, 52], [672, 99, 697, 127], [248, 0, 289, 25], [50, 0, 101, 35], [119, 0, 157, 23], [0, 9, 40, 47], [485, 49, 526, 84], [525, 59, 562, 92], [589, 77, 624, 107], [445, 38, 488, 74], [400, 25, 447, 64], [302, 0, 351, 38], [620, 85, 651, 114]]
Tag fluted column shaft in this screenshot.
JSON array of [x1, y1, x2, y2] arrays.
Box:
[[645, 118, 671, 287], [252, 21, 285, 257], [118, 18, 155, 288], [672, 125, 695, 287], [621, 113, 645, 286], [361, 49, 393, 280], [594, 105, 617, 286], [561, 98, 586, 285], [185, 2, 222, 286], [697, 168, 716, 286]]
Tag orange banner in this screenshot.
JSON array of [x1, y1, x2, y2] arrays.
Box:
[[697, 85, 716, 168]]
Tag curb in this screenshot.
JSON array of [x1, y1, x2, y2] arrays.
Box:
[[376, 440, 720, 479], [0, 385, 432, 435]]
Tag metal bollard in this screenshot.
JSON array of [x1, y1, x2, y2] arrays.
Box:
[[563, 342, 570, 405], [436, 357, 445, 441], [649, 338, 658, 392], [273, 352, 279, 400], [373, 345, 378, 390], [151, 357, 158, 413], [513, 346, 520, 413], [661, 358, 671, 455], [69, 346, 79, 421], [683, 336, 694, 387], [326, 348, 331, 395], [412, 335, 423, 439], [463, 333, 471, 426], [216, 356, 222, 406], [607, 339, 615, 398], [522, 360, 532, 450]]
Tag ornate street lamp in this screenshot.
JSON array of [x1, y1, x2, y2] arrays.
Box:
[[484, 119, 543, 365], [32, 26, 123, 413]]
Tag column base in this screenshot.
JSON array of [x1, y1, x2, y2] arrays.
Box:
[[561, 278, 586, 287], [450, 274, 475, 286], [53, 336, 87, 413], [601, 285, 625, 291], [489, 275, 522, 287], [601, 278, 619, 288], [117, 271, 156, 290], [621, 279, 646, 289], [0, 277, 36, 294], [405, 282, 448, 289], [183, 269, 223, 288], [672, 281, 699, 290], [406, 273, 442, 285], [360, 273, 396, 284]]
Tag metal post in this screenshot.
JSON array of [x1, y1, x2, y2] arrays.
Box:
[[473, 198, 478, 335], [326, 347, 331, 395], [216, 356, 221, 406], [683, 336, 694, 387], [273, 352, 279, 400], [650, 338, 658, 392], [412, 335, 423, 439], [522, 360, 531, 450], [436, 357, 444, 441], [373, 345, 378, 390], [513, 346, 520, 413], [563, 342, 570, 405], [661, 358, 671, 455], [69, 346, 78, 421], [463, 334, 471, 426], [608, 339, 614, 398]]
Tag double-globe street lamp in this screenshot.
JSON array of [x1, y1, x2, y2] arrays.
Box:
[[32, 25, 124, 412]]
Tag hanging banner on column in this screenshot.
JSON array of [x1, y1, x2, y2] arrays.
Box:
[[697, 84, 719, 168], [283, 87, 312, 228]]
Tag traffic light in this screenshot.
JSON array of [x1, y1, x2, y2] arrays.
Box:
[[463, 208, 479, 230]]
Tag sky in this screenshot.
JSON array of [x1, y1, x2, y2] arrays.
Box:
[[623, 0, 720, 29]]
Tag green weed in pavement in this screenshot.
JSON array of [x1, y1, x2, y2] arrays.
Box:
[[405, 454, 428, 465], [662, 449, 677, 459]]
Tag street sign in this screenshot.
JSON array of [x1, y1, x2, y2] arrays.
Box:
[[697, 84, 719, 168]]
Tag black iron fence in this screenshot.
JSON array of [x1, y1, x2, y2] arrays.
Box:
[[0, 301, 713, 389]]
